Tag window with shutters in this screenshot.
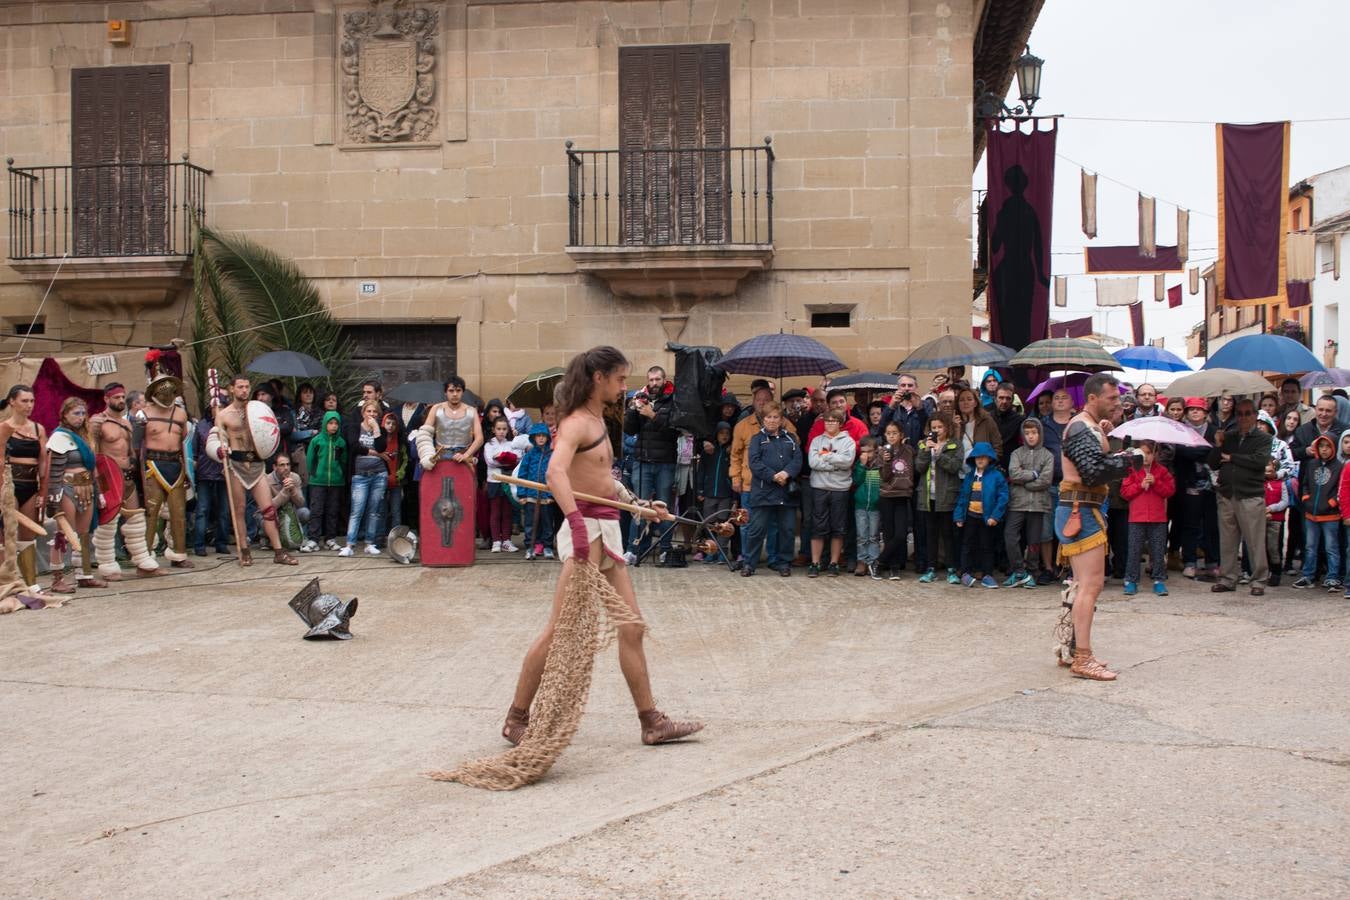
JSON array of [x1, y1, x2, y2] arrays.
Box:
[[71, 65, 171, 256], [618, 45, 730, 245]]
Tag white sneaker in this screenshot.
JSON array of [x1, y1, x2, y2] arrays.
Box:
[[623, 551, 637, 566], [338, 546, 354, 558], [324, 539, 339, 551], [501, 541, 519, 553], [491, 541, 502, 553], [364, 543, 382, 556], [300, 540, 318, 553]]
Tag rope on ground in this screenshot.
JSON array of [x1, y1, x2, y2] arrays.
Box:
[[425, 561, 644, 790]]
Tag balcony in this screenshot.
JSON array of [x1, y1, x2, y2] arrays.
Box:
[[564, 140, 774, 301], [6, 159, 210, 313]]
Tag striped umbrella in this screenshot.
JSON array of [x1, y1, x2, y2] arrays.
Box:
[[826, 370, 900, 392], [715, 332, 846, 379], [897, 334, 1012, 371], [1008, 338, 1122, 372]]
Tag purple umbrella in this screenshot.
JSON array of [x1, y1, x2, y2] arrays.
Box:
[[1026, 373, 1129, 408], [1110, 416, 1211, 448]]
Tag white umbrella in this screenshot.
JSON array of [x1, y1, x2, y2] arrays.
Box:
[[1164, 368, 1271, 398], [1110, 416, 1211, 448]]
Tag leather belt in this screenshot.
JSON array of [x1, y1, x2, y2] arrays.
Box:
[[147, 449, 181, 461], [229, 450, 259, 462]]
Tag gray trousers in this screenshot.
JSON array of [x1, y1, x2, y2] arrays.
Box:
[[1218, 493, 1269, 588], [1126, 521, 1167, 583]]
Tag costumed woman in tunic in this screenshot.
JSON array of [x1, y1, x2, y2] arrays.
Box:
[[45, 397, 107, 593], [0, 384, 50, 597]]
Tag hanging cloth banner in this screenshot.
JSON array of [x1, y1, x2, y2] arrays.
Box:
[[986, 119, 1056, 351], [1096, 276, 1139, 307], [1083, 245, 1183, 274], [1154, 274, 1166, 302], [1050, 316, 1094, 339], [1189, 267, 1200, 295], [1139, 194, 1156, 258], [1054, 275, 1068, 307], [1287, 281, 1311, 308], [1177, 209, 1190, 264], [1129, 301, 1145, 346], [1150, 337, 1166, 349], [1335, 235, 1343, 281], [1081, 171, 1097, 239], [1287, 232, 1316, 282], [1216, 121, 1291, 307], [1168, 283, 1183, 308]]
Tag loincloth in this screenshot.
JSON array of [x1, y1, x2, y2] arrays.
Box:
[[556, 499, 626, 571], [228, 458, 266, 490]]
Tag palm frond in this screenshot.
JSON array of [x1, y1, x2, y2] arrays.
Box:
[[197, 226, 363, 402], [188, 227, 218, 416]]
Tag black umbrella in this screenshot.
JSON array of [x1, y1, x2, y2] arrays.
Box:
[[247, 350, 330, 378], [715, 332, 846, 380], [506, 367, 565, 409], [387, 380, 481, 407]]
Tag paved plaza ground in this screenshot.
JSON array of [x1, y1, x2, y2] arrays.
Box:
[[3, 552, 1348, 898]]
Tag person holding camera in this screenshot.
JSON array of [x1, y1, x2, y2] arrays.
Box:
[[622, 365, 678, 563]]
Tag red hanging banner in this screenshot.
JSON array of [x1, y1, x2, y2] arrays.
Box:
[[1216, 121, 1291, 307], [1167, 284, 1183, 308], [1129, 301, 1144, 346], [986, 119, 1056, 351]]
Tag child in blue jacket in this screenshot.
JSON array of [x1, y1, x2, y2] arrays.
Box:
[[514, 423, 554, 560], [954, 441, 1009, 588]]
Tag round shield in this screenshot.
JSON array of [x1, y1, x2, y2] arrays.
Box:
[[95, 454, 123, 526], [387, 526, 418, 564], [245, 400, 281, 458]]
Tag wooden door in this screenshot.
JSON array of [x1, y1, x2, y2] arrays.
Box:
[[71, 65, 170, 256], [618, 45, 730, 245]]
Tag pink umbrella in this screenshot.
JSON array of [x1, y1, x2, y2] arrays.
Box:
[[1027, 373, 1129, 408], [1110, 416, 1211, 447]]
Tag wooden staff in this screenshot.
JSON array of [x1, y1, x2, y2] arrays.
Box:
[[494, 473, 705, 527], [209, 369, 250, 565]]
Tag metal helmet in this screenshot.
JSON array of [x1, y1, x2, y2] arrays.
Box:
[[387, 526, 418, 564], [288, 578, 358, 640], [146, 374, 183, 408]]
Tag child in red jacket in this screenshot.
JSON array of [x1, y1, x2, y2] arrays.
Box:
[[1119, 440, 1176, 596]]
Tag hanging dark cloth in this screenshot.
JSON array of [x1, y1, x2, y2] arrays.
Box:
[[32, 357, 107, 432]]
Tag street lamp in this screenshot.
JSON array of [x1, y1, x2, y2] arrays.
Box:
[[974, 45, 1045, 120]]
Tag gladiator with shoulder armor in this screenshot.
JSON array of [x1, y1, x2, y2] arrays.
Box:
[[90, 382, 162, 578], [1054, 372, 1140, 681], [141, 374, 194, 569], [207, 374, 298, 566]]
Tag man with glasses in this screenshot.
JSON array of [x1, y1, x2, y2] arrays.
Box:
[[1208, 398, 1274, 595]]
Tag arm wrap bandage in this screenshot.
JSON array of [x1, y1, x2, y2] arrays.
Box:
[[1061, 422, 1131, 487]]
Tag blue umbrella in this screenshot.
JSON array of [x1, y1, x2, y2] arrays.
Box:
[[1113, 345, 1191, 374], [715, 332, 846, 379], [1203, 334, 1325, 375]]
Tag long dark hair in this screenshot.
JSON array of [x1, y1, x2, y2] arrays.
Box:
[[1, 383, 33, 412], [556, 346, 630, 419]]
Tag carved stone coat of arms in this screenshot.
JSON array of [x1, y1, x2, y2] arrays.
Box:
[[341, 2, 438, 144]]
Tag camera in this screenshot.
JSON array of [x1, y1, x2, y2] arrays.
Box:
[[927, 430, 937, 443]]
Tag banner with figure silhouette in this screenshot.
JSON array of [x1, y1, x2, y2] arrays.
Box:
[[985, 120, 1056, 352]]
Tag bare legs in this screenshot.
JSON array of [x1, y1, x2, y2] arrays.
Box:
[[510, 536, 655, 713], [1069, 547, 1116, 680], [810, 536, 844, 567]]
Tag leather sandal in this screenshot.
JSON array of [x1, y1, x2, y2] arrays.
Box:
[[50, 575, 78, 594], [77, 575, 109, 588], [638, 708, 704, 745], [240, 548, 254, 567], [273, 550, 299, 566], [502, 705, 530, 746], [1069, 648, 1117, 681]]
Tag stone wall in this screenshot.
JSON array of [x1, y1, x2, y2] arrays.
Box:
[[0, 0, 975, 399]]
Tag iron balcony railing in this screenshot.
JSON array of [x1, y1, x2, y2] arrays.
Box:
[[566, 138, 774, 248], [6, 159, 211, 260]]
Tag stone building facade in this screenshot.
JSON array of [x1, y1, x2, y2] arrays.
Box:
[[1, 0, 1038, 399]]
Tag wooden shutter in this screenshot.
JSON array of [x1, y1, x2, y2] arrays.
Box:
[[618, 45, 729, 246], [71, 65, 170, 256]]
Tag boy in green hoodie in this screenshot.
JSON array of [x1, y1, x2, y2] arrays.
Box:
[[305, 411, 348, 550]]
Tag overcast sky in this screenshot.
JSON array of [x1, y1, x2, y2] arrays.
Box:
[[974, 0, 1350, 363]]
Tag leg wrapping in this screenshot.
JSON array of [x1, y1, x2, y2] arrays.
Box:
[[122, 512, 159, 571], [164, 485, 189, 561], [80, 534, 95, 576], [261, 504, 277, 522], [17, 541, 38, 588], [93, 521, 121, 577]]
